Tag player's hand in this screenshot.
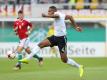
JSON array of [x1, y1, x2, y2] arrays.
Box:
[[14, 27, 18, 31], [26, 31, 31, 35], [75, 26, 82, 32], [25, 32, 29, 35], [42, 13, 47, 17], [15, 32, 18, 36]]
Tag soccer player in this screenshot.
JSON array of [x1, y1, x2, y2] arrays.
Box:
[[20, 6, 84, 77], [13, 10, 43, 70]]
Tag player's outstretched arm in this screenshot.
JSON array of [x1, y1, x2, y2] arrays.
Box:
[[42, 13, 59, 18], [26, 22, 33, 35], [65, 15, 82, 32], [13, 22, 18, 36], [29, 22, 33, 34], [26, 27, 32, 35]]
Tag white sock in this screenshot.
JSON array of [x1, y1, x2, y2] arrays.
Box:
[[67, 58, 80, 68], [26, 46, 41, 59]]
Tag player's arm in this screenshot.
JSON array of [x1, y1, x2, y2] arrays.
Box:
[[42, 13, 59, 18], [13, 22, 18, 35], [26, 21, 33, 35], [65, 15, 82, 32]]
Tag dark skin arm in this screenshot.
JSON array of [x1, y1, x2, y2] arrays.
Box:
[[42, 13, 82, 32], [65, 15, 82, 32], [42, 13, 59, 18]]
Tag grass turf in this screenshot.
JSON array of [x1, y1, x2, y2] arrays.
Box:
[[0, 58, 107, 80]]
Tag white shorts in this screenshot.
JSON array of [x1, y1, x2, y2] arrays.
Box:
[[18, 38, 30, 49]]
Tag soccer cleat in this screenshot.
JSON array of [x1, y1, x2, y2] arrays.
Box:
[[79, 65, 84, 78], [13, 64, 21, 70], [38, 57, 43, 66], [19, 58, 29, 64]]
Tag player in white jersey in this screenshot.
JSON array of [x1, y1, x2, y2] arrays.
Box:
[[20, 6, 84, 77]]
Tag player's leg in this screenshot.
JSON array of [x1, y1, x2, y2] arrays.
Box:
[[19, 35, 55, 63], [59, 50, 84, 77], [58, 44, 80, 68], [24, 38, 43, 65], [57, 36, 84, 77], [25, 47, 43, 65], [27, 38, 51, 59], [19, 39, 51, 63], [56, 36, 80, 67], [59, 50, 80, 68], [14, 38, 28, 70], [14, 46, 23, 70]]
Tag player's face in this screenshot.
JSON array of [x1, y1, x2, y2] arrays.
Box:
[[48, 8, 55, 15], [18, 13, 24, 20]]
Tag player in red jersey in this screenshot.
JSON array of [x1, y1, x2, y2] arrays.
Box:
[[13, 10, 43, 70]]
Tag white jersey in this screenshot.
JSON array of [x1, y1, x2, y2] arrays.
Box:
[[53, 11, 66, 36]]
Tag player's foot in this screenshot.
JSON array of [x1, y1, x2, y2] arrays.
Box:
[[19, 58, 29, 64], [38, 57, 43, 66], [13, 64, 21, 70], [79, 65, 84, 78]]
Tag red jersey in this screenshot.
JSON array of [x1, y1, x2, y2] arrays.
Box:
[[13, 19, 32, 40]]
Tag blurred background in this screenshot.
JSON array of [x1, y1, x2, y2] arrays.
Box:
[[0, 0, 106, 57]]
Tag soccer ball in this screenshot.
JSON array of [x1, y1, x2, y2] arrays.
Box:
[[7, 50, 16, 59]]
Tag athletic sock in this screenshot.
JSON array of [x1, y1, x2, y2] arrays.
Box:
[[33, 54, 41, 60], [67, 58, 80, 68], [26, 46, 41, 60], [17, 53, 22, 65]]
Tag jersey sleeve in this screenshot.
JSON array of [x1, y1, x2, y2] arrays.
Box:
[[54, 12, 65, 19], [13, 22, 16, 29], [13, 22, 18, 35], [54, 12, 59, 16], [13, 22, 17, 31], [27, 21, 32, 28]]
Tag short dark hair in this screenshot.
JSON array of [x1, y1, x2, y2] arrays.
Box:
[[49, 6, 57, 11], [18, 10, 23, 14]]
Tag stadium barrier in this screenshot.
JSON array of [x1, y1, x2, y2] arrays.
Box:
[[0, 42, 106, 58]]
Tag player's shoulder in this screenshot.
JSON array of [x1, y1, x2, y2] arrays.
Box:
[[14, 19, 19, 24], [55, 11, 65, 19], [54, 11, 60, 15], [23, 19, 30, 23], [23, 19, 27, 22], [55, 11, 65, 15]]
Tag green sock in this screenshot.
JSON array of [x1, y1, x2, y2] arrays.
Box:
[[18, 54, 22, 64], [33, 54, 41, 60]]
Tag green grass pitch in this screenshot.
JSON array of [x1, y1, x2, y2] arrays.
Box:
[[0, 58, 107, 80]]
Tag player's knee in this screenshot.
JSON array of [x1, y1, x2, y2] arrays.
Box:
[[61, 58, 67, 63], [38, 43, 42, 48], [38, 42, 44, 48], [60, 52, 67, 63], [25, 48, 31, 54], [17, 49, 22, 53], [17, 46, 23, 53]]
